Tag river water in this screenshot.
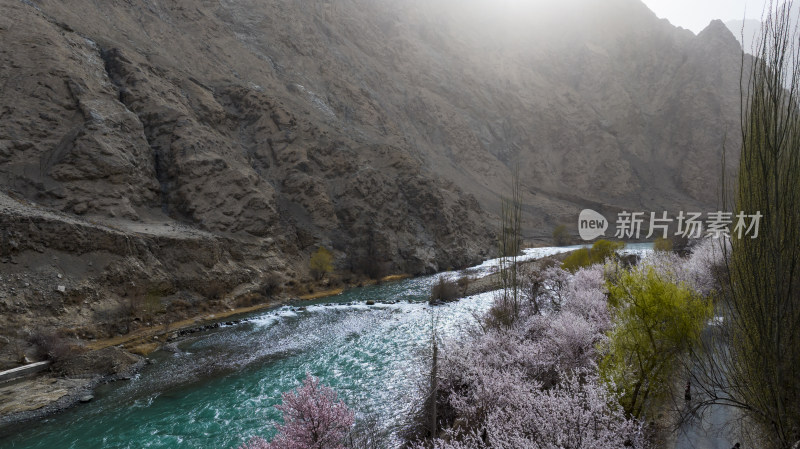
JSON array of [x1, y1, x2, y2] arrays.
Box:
[[0, 244, 652, 449]]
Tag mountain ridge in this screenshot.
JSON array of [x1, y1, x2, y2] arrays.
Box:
[[0, 0, 748, 365]]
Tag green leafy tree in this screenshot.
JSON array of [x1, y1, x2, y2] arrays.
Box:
[[310, 246, 334, 281], [591, 239, 624, 262], [562, 248, 591, 272], [562, 239, 624, 272], [600, 267, 712, 418]]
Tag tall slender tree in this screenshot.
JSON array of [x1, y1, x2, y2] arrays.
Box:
[[687, 2, 800, 447], [498, 165, 523, 321]]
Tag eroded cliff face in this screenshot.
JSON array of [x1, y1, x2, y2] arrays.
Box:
[[0, 0, 745, 360], [1, 0, 493, 268]]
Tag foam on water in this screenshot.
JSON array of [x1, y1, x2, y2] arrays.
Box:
[[0, 245, 651, 449]]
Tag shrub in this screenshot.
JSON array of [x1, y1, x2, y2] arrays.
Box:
[[166, 298, 192, 313], [552, 224, 571, 246], [563, 266, 611, 333], [518, 263, 545, 314], [681, 238, 726, 297], [28, 329, 80, 366], [590, 239, 624, 262], [562, 240, 624, 272], [430, 276, 460, 304], [653, 237, 673, 252], [144, 289, 166, 316], [310, 246, 334, 281], [539, 265, 570, 311], [484, 289, 518, 328], [561, 248, 591, 272], [261, 274, 283, 297], [234, 294, 262, 308], [351, 230, 391, 280]]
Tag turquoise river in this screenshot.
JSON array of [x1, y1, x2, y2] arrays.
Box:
[[0, 244, 652, 449]]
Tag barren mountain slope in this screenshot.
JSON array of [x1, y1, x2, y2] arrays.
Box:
[[0, 0, 746, 363]]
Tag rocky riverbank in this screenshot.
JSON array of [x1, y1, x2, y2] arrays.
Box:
[[0, 280, 390, 427], [0, 246, 583, 428], [0, 345, 144, 426]]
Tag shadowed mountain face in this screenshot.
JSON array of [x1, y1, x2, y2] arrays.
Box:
[[0, 0, 745, 292]]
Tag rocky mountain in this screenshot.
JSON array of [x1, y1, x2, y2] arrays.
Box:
[[726, 18, 763, 53], [0, 0, 747, 361], [725, 2, 800, 55]]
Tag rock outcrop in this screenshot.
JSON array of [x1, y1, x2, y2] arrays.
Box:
[[0, 0, 748, 365]]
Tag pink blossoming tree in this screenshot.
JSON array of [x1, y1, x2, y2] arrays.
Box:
[[239, 374, 354, 449]]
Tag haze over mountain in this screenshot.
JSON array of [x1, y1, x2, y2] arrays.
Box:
[[642, 0, 760, 34], [725, 3, 799, 54], [0, 0, 747, 347], [725, 18, 763, 53]]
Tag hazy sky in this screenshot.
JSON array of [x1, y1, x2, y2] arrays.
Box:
[[641, 0, 765, 33]]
